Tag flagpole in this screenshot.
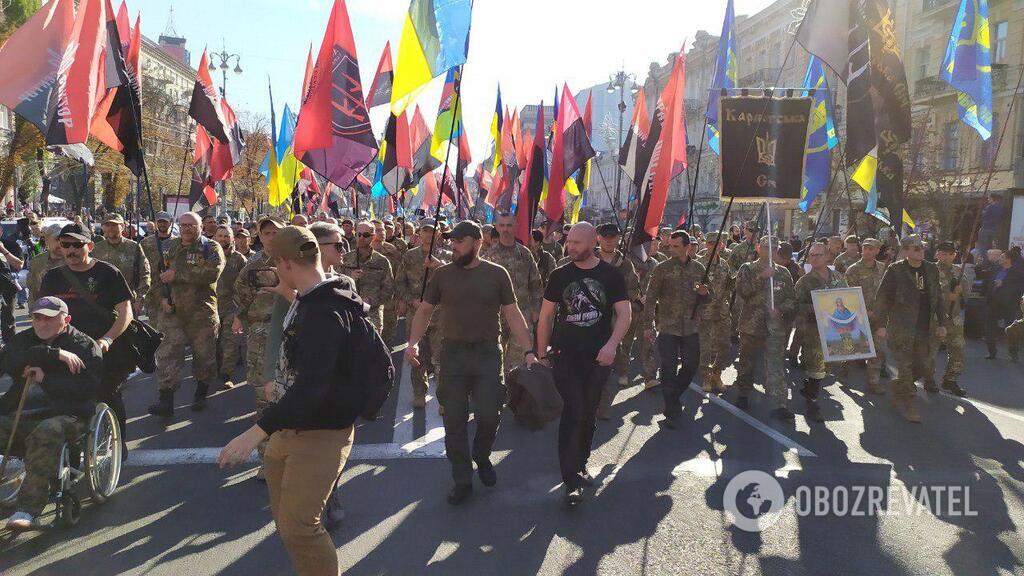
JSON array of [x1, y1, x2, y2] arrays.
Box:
[[686, 116, 710, 229], [593, 157, 622, 229], [420, 67, 462, 301]]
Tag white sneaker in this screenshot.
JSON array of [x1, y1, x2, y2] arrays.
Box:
[[617, 375, 630, 387], [6, 511, 36, 532]]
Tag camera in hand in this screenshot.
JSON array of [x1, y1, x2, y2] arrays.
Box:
[[249, 267, 279, 288]]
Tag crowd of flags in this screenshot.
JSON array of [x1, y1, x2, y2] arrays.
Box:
[[0, 0, 1000, 238]]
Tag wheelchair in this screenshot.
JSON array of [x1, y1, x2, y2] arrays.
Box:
[[0, 402, 122, 528]]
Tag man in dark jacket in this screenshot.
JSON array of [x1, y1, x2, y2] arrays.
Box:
[[219, 226, 366, 576], [0, 296, 102, 531]]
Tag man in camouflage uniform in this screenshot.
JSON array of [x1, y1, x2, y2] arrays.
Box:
[[832, 235, 861, 274], [542, 224, 564, 262], [395, 219, 447, 408], [342, 221, 395, 331], [140, 211, 176, 322], [482, 213, 543, 376], [586, 224, 642, 390], [215, 225, 247, 387], [734, 236, 797, 418], [794, 243, 847, 421], [621, 229, 660, 391], [26, 224, 65, 302], [844, 237, 889, 394], [875, 235, 947, 423], [932, 242, 967, 396], [643, 231, 710, 428], [92, 213, 151, 314], [696, 232, 733, 394], [372, 219, 402, 345], [727, 220, 759, 272], [148, 212, 225, 417], [232, 218, 284, 478], [529, 229, 557, 287]]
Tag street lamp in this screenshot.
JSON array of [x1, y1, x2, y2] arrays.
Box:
[[207, 40, 242, 99], [608, 70, 638, 213]]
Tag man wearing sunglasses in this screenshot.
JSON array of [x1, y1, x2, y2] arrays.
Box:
[[40, 223, 134, 452], [341, 222, 394, 332], [874, 235, 947, 423]]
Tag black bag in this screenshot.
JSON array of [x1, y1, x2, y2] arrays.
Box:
[[337, 288, 395, 420]]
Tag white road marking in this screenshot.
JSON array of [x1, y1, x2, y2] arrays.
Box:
[[127, 443, 446, 467], [688, 383, 818, 457]]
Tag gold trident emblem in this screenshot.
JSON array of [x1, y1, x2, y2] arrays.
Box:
[[756, 135, 777, 166]]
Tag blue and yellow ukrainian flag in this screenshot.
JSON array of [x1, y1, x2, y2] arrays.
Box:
[[941, 0, 993, 140], [391, 0, 473, 114], [800, 56, 838, 212], [706, 0, 738, 155]]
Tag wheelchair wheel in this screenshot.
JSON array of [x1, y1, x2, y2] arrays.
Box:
[[0, 457, 26, 508], [85, 404, 122, 504], [56, 492, 81, 528]]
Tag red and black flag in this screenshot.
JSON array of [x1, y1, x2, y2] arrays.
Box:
[[366, 41, 394, 108], [619, 87, 650, 184], [409, 105, 440, 182], [545, 84, 595, 223], [210, 98, 245, 181], [189, 49, 231, 143], [91, 0, 143, 176], [516, 102, 546, 245], [631, 47, 687, 256], [189, 126, 218, 212], [293, 0, 378, 190], [376, 111, 412, 195], [454, 128, 473, 219]]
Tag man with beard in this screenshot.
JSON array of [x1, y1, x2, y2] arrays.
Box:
[[202, 215, 218, 239], [141, 212, 176, 322], [405, 221, 536, 506], [341, 222, 394, 332], [536, 222, 631, 506], [91, 214, 151, 316], [234, 228, 253, 258]]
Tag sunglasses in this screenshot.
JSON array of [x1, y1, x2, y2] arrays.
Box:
[[61, 241, 85, 249], [320, 242, 347, 252], [357, 232, 374, 238]]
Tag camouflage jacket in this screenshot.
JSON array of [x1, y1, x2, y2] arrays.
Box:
[[794, 268, 848, 325], [389, 237, 409, 254], [27, 251, 64, 302], [482, 241, 543, 318], [542, 240, 564, 262], [735, 260, 796, 336], [937, 262, 964, 325], [875, 259, 946, 341], [697, 250, 733, 321], [141, 234, 175, 308], [727, 239, 758, 273], [628, 252, 659, 297], [532, 247, 557, 287], [234, 252, 278, 327], [92, 238, 151, 300], [217, 247, 248, 318], [642, 256, 710, 337], [162, 237, 224, 316], [844, 259, 887, 313], [375, 241, 403, 283], [342, 249, 394, 308], [396, 246, 450, 306], [833, 251, 860, 274]]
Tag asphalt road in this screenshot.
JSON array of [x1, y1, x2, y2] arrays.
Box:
[[2, 310, 1024, 575]]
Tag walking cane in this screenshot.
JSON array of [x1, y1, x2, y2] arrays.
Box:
[[0, 375, 33, 493]]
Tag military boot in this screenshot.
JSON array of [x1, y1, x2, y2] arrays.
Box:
[[192, 382, 209, 411], [711, 370, 727, 394], [942, 379, 966, 397], [412, 385, 427, 409], [147, 390, 174, 418], [901, 399, 921, 423]]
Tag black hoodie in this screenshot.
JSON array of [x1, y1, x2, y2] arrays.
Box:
[[257, 277, 368, 434]]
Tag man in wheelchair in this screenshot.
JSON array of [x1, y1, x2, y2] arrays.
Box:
[[0, 296, 102, 531]]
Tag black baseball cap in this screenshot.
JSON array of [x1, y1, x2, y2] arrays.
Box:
[[597, 223, 621, 237], [59, 223, 92, 243], [449, 221, 482, 240]]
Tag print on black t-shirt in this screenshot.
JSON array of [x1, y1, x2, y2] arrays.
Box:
[[561, 277, 607, 327], [544, 261, 627, 354], [39, 261, 133, 340]]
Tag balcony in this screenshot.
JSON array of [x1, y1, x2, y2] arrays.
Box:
[[739, 68, 782, 88], [914, 64, 1009, 101]]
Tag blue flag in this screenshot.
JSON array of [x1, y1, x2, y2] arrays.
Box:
[[799, 56, 838, 212], [706, 0, 738, 155], [941, 0, 993, 140]]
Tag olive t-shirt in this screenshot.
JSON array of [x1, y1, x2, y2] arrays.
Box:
[[424, 260, 517, 343]]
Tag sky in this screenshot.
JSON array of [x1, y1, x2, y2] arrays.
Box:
[[128, 0, 779, 168]]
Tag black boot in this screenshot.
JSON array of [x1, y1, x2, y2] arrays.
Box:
[[192, 382, 209, 412], [800, 378, 821, 401], [147, 390, 174, 418]]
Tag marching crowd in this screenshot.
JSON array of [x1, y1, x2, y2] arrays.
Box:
[[1, 207, 1023, 575]]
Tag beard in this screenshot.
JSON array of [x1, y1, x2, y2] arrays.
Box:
[[571, 249, 591, 262], [454, 250, 476, 267]]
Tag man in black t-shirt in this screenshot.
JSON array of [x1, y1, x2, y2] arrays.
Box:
[[40, 223, 134, 447], [536, 222, 631, 507]]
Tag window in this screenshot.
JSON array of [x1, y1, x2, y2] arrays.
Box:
[[995, 21, 1008, 63], [943, 121, 959, 171], [916, 46, 930, 80]]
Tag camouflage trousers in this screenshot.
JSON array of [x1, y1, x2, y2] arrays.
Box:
[[699, 313, 733, 372], [156, 310, 219, 392], [411, 322, 444, 398], [245, 323, 271, 470], [500, 316, 533, 375], [616, 314, 657, 380], [889, 333, 933, 401], [788, 317, 805, 359], [0, 414, 84, 516], [933, 321, 965, 383], [217, 312, 244, 379], [367, 305, 384, 333], [382, 301, 398, 345], [735, 330, 789, 408], [865, 334, 888, 388]]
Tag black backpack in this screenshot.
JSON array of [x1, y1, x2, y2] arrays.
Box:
[[337, 287, 395, 420]]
